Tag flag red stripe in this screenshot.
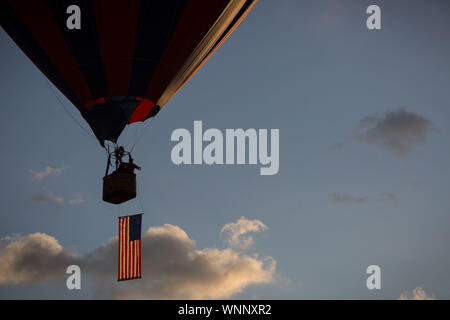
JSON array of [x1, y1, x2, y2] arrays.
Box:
[[120, 218, 123, 280], [122, 217, 126, 280], [138, 239, 141, 278], [135, 240, 138, 278], [127, 217, 130, 278], [123, 217, 125, 280], [136, 239, 138, 278], [120, 217, 124, 280], [127, 217, 131, 278], [118, 218, 120, 280], [137, 239, 139, 278], [125, 217, 129, 279], [134, 240, 137, 278], [128, 217, 131, 279], [119, 218, 122, 280], [122, 217, 125, 280], [131, 240, 135, 278]]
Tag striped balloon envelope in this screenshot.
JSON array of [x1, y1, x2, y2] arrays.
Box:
[[1, 0, 257, 146]]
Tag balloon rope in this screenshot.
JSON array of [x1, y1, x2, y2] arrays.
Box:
[[129, 117, 155, 153], [137, 176, 145, 214], [42, 75, 96, 140]]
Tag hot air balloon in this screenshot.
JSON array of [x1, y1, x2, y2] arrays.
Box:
[[1, 0, 257, 204]]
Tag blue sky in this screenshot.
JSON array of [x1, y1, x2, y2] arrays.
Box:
[[1, 0, 449, 299]]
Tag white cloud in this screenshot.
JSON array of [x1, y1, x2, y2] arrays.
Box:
[[29, 166, 67, 180], [68, 196, 86, 205], [0, 219, 276, 299], [0, 233, 77, 285], [220, 216, 268, 251], [31, 191, 63, 208], [399, 287, 436, 300]]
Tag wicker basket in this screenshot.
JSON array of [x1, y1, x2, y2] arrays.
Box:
[[103, 172, 136, 204]]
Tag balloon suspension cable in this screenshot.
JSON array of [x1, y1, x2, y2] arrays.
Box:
[[42, 75, 96, 141], [129, 117, 155, 153], [103, 144, 134, 176], [137, 166, 145, 214]]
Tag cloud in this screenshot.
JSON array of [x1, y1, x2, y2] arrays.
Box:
[[31, 191, 63, 208], [330, 192, 397, 205], [220, 217, 268, 251], [0, 220, 276, 299], [0, 233, 77, 285], [399, 287, 436, 300], [357, 108, 436, 157], [29, 166, 67, 180], [68, 196, 86, 205]]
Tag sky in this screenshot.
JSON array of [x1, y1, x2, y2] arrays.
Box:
[[1, 0, 449, 299]]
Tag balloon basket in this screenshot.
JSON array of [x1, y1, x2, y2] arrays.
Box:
[[103, 172, 136, 204]]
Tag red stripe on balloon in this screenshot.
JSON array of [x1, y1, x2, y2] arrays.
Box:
[[94, 0, 140, 97], [145, 0, 229, 102], [128, 99, 155, 124]]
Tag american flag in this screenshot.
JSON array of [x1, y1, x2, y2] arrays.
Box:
[[118, 214, 142, 281]]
